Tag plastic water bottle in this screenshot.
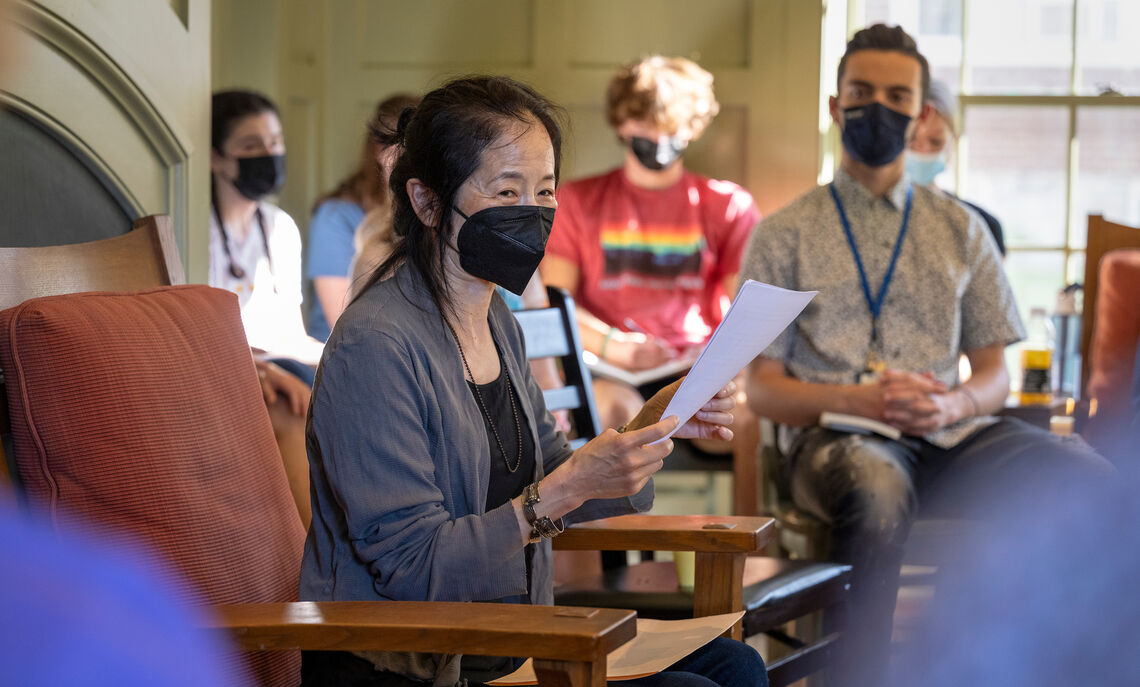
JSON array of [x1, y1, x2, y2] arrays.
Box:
[[1019, 307, 1055, 405]]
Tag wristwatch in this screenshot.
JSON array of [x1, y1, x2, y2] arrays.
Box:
[[523, 482, 565, 544]]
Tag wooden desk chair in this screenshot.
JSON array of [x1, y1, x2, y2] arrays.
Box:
[[515, 288, 851, 686]]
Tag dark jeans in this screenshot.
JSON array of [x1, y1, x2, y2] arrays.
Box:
[[784, 417, 1110, 687], [301, 637, 766, 687]]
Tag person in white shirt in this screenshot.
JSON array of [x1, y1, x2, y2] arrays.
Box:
[[209, 89, 318, 525]]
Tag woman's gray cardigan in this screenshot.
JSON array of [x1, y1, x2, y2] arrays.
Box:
[[300, 265, 653, 610]]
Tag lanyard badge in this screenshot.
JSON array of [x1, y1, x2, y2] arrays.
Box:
[[828, 183, 913, 384]]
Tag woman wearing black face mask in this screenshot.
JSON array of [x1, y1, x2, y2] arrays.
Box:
[[209, 89, 323, 527], [299, 76, 763, 687]]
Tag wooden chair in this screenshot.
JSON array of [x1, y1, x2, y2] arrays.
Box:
[[516, 287, 852, 685], [0, 218, 767, 684], [1080, 215, 1140, 397], [1080, 215, 1140, 456]]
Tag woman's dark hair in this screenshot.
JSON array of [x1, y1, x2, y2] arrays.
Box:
[[838, 23, 930, 102], [211, 90, 279, 153], [354, 75, 565, 317], [310, 93, 420, 215]]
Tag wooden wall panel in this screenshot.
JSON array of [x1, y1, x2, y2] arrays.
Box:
[[4, 0, 211, 280], [355, 0, 535, 68], [214, 0, 825, 237], [567, 0, 750, 68]]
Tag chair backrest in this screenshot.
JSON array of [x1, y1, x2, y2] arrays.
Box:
[[513, 286, 603, 449], [0, 215, 185, 310], [0, 216, 182, 485], [1081, 214, 1140, 397]]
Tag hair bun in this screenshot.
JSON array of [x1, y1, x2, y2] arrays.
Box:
[[395, 106, 416, 146]]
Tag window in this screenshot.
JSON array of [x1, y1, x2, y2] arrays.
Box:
[[844, 0, 1140, 326]]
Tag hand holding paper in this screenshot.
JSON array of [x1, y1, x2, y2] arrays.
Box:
[[651, 280, 816, 443]]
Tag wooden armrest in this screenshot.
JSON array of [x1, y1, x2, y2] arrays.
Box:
[[553, 515, 774, 640], [552, 515, 773, 553], [207, 601, 636, 687]]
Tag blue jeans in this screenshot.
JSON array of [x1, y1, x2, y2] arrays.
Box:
[[785, 417, 1110, 687], [622, 637, 767, 687]]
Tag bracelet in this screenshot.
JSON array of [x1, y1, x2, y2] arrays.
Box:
[[960, 386, 981, 417], [523, 482, 565, 543], [599, 327, 617, 361]]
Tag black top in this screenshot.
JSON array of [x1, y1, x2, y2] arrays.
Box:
[[471, 359, 536, 510], [461, 352, 537, 682]]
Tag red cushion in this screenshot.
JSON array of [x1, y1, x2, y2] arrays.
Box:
[[0, 285, 304, 686], [1088, 249, 1140, 411]]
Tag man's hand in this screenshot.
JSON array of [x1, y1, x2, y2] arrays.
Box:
[[604, 331, 675, 371], [255, 359, 311, 416], [880, 369, 955, 435]]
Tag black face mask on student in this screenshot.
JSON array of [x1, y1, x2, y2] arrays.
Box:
[[840, 102, 912, 167], [230, 154, 287, 201], [627, 135, 687, 171], [453, 204, 555, 296]]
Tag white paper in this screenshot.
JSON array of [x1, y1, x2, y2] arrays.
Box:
[[653, 279, 816, 443]]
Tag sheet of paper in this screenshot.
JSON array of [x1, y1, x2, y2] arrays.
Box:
[[487, 611, 744, 685], [654, 279, 816, 443]]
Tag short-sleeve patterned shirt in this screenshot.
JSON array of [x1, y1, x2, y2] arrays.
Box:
[[740, 167, 1025, 448]]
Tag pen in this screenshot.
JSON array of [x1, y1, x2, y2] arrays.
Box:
[[623, 317, 646, 335]]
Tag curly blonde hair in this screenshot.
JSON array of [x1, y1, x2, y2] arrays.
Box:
[[605, 55, 719, 139]]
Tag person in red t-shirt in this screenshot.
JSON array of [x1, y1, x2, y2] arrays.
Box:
[[542, 55, 760, 434]]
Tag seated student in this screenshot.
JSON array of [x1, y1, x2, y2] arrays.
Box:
[[209, 90, 318, 524], [308, 93, 419, 338], [740, 24, 1109, 687], [541, 55, 760, 435], [905, 79, 1005, 255], [300, 75, 763, 687]]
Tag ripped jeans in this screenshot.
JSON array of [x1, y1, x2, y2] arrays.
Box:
[[784, 417, 1108, 687]]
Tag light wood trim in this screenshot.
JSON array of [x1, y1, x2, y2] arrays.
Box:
[[209, 601, 634, 662], [553, 515, 773, 553]]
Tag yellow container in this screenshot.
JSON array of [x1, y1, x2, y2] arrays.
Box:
[[1019, 347, 1053, 405]]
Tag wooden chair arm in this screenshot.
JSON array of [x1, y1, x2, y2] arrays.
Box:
[[206, 601, 636, 687], [553, 515, 774, 640], [553, 515, 772, 553]]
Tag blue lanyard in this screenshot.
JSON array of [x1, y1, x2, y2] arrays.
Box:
[[828, 182, 912, 339]]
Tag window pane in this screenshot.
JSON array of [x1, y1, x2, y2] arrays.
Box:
[[961, 106, 1069, 249], [1073, 107, 1140, 247], [1005, 251, 1067, 315], [1002, 250, 1067, 387], [1077, 0, 1140, 95], [863, 0, 963, 88], [966, 0, 1073, 95]]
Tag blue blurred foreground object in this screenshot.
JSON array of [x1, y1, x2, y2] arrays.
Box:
[[0, 506, 245, 687], [890, 462, 1139, 686]]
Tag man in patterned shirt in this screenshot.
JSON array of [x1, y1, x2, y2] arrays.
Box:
[[740, 24, 1107, 687]]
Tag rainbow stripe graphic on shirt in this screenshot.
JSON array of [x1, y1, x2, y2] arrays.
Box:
[[601, 223, 704, 277]]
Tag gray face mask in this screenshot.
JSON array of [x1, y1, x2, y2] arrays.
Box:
[[626, 135, 687, 171]]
